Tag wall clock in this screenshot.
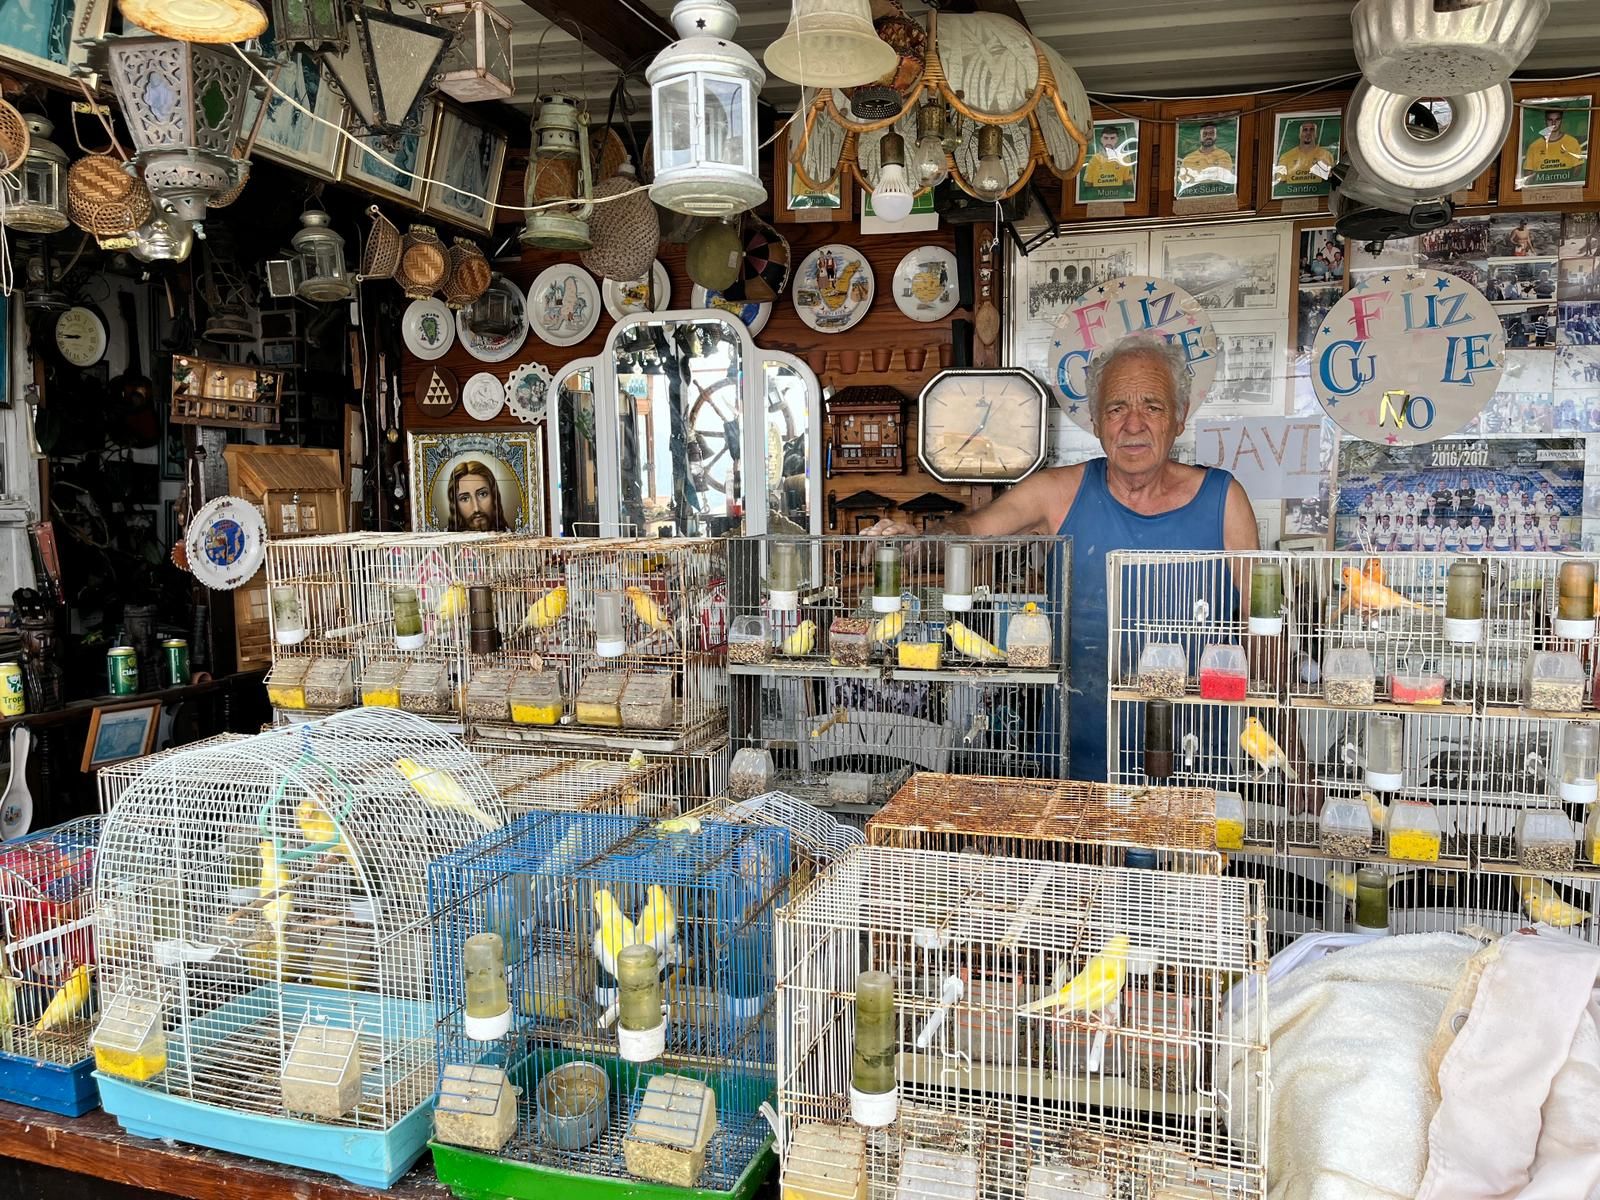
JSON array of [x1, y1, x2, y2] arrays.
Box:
[[55, 305, 108, 367], [918, 369, 1049, 484]]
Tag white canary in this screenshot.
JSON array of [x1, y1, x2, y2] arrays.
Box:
[[1019, 935, 1130, 1015], [592, 888, 638, 978], [394, 757, 501, 830], [635, 884, 678, 957]]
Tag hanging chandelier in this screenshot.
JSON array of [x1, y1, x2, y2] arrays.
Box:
[[319, 3, 452, 142]]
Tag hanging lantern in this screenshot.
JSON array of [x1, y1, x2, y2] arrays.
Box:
[[442, 238, 491, 309], [291, 210, 351, 301], [765, 0, 898, 89], [646, 1, 765, 218], [425, 1, 514, 102], [94, 35, 252, 227], [319, 4, 452, 142], [269, 0, 347, 50], [521, 94, 593, 250], [116, 0, 267, 43], [3, 115, 68, 234]]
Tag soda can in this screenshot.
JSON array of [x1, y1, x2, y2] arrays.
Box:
[[107, 646, 139, 696], [0, 662, 23, 716], [162, 638, 190, 688]]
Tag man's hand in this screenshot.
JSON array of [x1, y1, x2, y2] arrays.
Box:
[[861, 519, 918, 537]]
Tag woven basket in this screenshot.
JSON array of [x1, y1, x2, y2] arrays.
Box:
[[209, 159, 249, 209], [66, 154, 152, 235], [395, 224, 448, 299], [0, 101, 28, 173], [442, 239, 492, 309], [581, 166, 659, 282], [358, 205, 402, 281]]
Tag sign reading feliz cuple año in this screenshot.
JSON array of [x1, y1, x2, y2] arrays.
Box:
[[1050, 275, 1221, 432], [1311, 267, 1503, 446]]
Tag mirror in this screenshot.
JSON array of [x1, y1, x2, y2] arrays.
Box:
[[763, 358, 812, 534], [554, 364, 599, 535]]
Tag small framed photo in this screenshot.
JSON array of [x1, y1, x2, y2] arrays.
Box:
[[1077, 117, 1139, 205], [1499, 84, 1599, 206], [1061, 102, 1157, 221], [423, 104, 508, 235], [0, 0, 109, 80], [341, 98, 437, 207], [82, 702, 160, 772], [1269, 109, 1340, 201], [1161, 100, 1255, 215], [775, 112, 851, 225], [239, 45, 346, 182]]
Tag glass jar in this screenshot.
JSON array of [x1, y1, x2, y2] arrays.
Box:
[[1517, 807, 1576, 871], [1561, 723, 1599, 804], [850, 970, 898, 1126], [266, 658, 310, 709], [943, 543, 974, 613], [271, 586, 308, 646], [897, 624, 942, 671], [1322, 645, 1377, 706], [1144, 700, 1174, 782], [1526, 650, 1586, 712], [464, 666, 514, 722], [575, 671, 625, 727], [1364, 714, 1404, 792], [1386, 798, 1442, 863], [1198, 644, 1248, 701], [463, 932, 511, 1040], [1353, 867, 1389, 935], [729, 614, 772, 665], [1319, 795, 1375, 857], [617, 943, 665, 1062], [1136, 642, 1188, 699], [1555, 561, 1596, 640], [1248, 562, 1283, 635], [393, 585, 424, 650], [302, 656, 354, 709], [1388, 666, 1446, 706], [872, 545, 903, 614], [1443, 562, 1484, 645], [399, 659, 452, 714], [728, 746, 775, 800], [359, 660, 404, 708], [767, 542, 803, 612], [595, 588, 627, 658]]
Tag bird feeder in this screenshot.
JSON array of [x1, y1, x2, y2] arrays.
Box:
[[291, 210, 352, 302], [426, 1, 514, 102], [2, 115, 68, 234]]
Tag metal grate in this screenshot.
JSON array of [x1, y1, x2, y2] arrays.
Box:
[[97, 734, 248, 813]]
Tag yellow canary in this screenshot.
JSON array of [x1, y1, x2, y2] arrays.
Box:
[[870, 607, 905, 647], [624, 585, 674, 633], [394, 757, 501, 830], [1018, 935, 1129, 1015], [1515, 875, 1589, 928], [1362, 791, 1389, 831], [295, 797, 356, 868], [635, 884, 678, 957], [258, 837, 292, 959], [435, 583, 468, 621], [1326, 869, 1358, 899], [781, 619, 817, 656], [627, 749, 647, 770], [516, 585, 568, 634], [1339, 567, 1425, 613], [1240, 717, 1298, 780], [35, 963, 92, 1035], [946, 620, 1005, 663], [656, 815, 702, 837], [592, 888, 638, 978]]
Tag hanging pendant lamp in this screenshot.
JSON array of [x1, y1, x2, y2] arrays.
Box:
[[765, 0, 898, 89], [320, 4, 452, 142], [116, 0, 268, 43]]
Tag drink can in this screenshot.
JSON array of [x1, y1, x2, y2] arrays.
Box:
[[0, 663, 22, 716], [162, 638, 190, 688], [107, 646, 139, 696]]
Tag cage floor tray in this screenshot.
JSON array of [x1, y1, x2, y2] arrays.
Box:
[[0, 1051, 99, 1117], [430, 1135, 774, 1200]]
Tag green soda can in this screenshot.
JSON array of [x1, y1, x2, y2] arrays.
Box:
[[107, 646, 139, 696], [162, 639, 190, 687]]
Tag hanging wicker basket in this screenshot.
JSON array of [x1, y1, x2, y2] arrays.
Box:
[[395, 224, 448, 299], [66, 154, 152, 235], [0, 100, 29, 173], [209, 159, 250, 210], [358, 205, 402, 282], [442, 238, 492, 309]]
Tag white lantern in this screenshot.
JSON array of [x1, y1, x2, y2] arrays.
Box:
[[3, 115, 68, 234], [426, 1, 514, 102], [291, 209, 351, 302], [646, 0, 765, 218]]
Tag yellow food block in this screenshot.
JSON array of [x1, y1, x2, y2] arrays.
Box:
[[511, 703, 563, 726], [577, 703, 622, 727], [267, 684, 307, 709], [897, 641, 942, 670], [94, 1041, 167, 1081], [784, 1123, 867, 1200], [360, 688, 400, 708], [1215, 818, 1245, 851], [1388, 829, 1441, 863], [91, 993, 168, 1081]]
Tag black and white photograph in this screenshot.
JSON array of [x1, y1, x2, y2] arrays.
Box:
[[1560, 256, 1600, 301], [1558, 301, 1600, 346], [1490, 212, 1562, 258], [1296, 227, 1343, 283], [1418, 218, 1489, 262], [1296, 284, 1343, 353], [1211, 330, 1282, 409], [423, 107, 508, 235], [1562, 211, 1600, 258], [1487, 256, 1559, 302], [1497, 304, 1557, 348], [1021, 237, 1143, 320], [1155, 227, 1287, 311], [1557, 344, 1600, 388]]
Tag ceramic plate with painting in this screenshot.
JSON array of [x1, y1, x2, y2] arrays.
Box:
[[456, 276, 528, 363], [691, 285, 771, 336], [403, 298, 454, 360], [892, 246, 959, 322], [602, 260, 672, 321], [184, 497, 267, 591], [793, 244, 874, 334], [528, 264, 601, 347]]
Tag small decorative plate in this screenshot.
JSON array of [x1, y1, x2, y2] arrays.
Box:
[[402, 297, 454, 360], [456, 275, 528, 363], [505, 362, 553, 424], [603, 259, 672, 322], [528, 263, 602, 347], [793, 243, 874, 334], [416, 363, 459, 418], [185, 496, 267, 592], [462, 371, 506, 421], [893, 246, 959, 322], [692, 285, 771, 337]]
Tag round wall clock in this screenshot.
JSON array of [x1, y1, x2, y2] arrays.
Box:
[[416, 364, 459, 418], [55, 305, 108, 367], [918, 369, 1049, 484], [793, 244, 874, 333], [184, 496, 267, 591]]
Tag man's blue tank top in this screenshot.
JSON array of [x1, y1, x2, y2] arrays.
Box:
[[1058, 459, 1234, 780]]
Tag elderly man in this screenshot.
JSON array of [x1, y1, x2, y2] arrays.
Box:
[[868, 335, 1259, 779]]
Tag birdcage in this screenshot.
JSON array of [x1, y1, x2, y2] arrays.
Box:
[[865, 773, 1225, 873], [465, 741, 676, 819], [776, 845, 1268, 1200], [0, 816, 102, 1115], [470, 732, 729, 810], [426, 812, 790, 1200], [690, 789, 865, 893], [97, 734, 247, 812], [726, 535, 1070, 812], [91, 709, 510, 1187]]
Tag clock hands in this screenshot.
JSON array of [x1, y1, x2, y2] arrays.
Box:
[[952, 397, 994, 459]]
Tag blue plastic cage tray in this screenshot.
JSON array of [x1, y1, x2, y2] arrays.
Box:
[[0, 1050, 98, 1116]]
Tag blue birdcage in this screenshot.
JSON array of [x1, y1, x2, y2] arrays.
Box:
[[427, 812, 789, 1199]]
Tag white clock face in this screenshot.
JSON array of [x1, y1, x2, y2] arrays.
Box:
[[918, 369, 1048, 483], [55, 306, 107, 367]]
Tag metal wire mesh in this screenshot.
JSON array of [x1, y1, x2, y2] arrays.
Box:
[[1, 816, 101, 1068], [428, 812, 790, 1189], [97, 734, 248, 812], [467, 733, 727, 811], [93, 709, 510, 1131], [777, 845, 1268, 1200], [466, 743, 676, 819]]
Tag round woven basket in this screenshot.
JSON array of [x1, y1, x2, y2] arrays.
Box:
[[66, 154, 152, 235], [0, 100, 28, 173], [358, 205, 402, 281], [442, 239, 492, 309], [395, 224, 448, 299], [581, 166, 659, 282]]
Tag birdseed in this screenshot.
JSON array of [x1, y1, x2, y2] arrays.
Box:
[[1520, 840, 1577, 870], [1138, 669, 1187, 699], [1530, 681, 1585, 711], [1007, 645, 1051, 668], [1319, 832, 1373, 859], [1323, 677, 1376, 706], [466, 698, 510, 721], [728, 642, 771, 665]]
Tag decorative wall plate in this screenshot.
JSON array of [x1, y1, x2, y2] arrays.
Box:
[[793, 243, 874, 333], [602, 259, 672, 321], [185, 496, 267, 591], [528, 263, 602, 347], [892, 246, 959, 322], [505, 362, 553, 424], [462, 371, 507, 421], [416, 363, 459, 418], [456, 276, 528, 362], [691, 285, 772, 336], [402, 297, 454, 360]]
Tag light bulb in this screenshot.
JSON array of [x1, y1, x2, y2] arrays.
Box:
[[913, 102, 950, 188], [971, 126, 1008, 201], [871, 131, 916, 222]]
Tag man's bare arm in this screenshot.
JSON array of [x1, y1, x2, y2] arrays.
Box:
[[865, 466, 1081, 539]]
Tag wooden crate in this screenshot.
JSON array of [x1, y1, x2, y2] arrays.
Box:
[[171, 354, 284, 431]]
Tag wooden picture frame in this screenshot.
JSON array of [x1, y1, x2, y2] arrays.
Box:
[[1497, 82, 1600, 208], [1159, 98, 1258, 217], [1059, 101, 1157, 222], [238, 48, 347, 182], [340, 98, 438, 208], [82, 702, 160, 772], [1255, 92, 1345, 218], [0, 0, 109, 82], [773, 114, 853, 225], [422, 103, 508, 235]]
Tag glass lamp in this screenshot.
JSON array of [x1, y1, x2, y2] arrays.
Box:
[[969, 125, 1008, 201], [270, 0, 346, 50], [426, 1, 514, 102], [647, 0, 766, 217], [291, 209, 351, 302], [765, 0, 897, 89], [520, 94, 593, 249], [319, 4, 451, 142], [3, 115, 68, 234], [912, 100, 951, 188], [117, 0, 267, 42], [870, 131, 915, 222]]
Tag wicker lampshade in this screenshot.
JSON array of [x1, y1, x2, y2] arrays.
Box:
[[442, 238, 492, 309], [580, 164, 660, 283], [358, 205, 402, 282], [395, 224, 449, 298], [66, 154, 152, 236], [0, 100, 28, 173]]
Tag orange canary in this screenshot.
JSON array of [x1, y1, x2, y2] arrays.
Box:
[[1362, 557, 1385, 585], [1339, 566, 1425, 612]]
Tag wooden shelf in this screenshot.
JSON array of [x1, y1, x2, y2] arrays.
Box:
[[0, 670, 267, 736]]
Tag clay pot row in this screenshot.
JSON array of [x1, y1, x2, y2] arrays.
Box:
[[803, 343, 952, 379]]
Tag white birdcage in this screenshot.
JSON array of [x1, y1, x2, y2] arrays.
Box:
[[469, 732, 730, 810], [91, 709, 510, 1187], [0, 816, 102, 1115], [465, 742, 677, 819], [776, 845, 1268, 1200], [97, 734, 247, 812]]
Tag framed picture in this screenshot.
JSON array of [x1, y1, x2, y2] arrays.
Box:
[[1160, 100, 1255, 214], [409, 429, 543, 534], [0, 0, 109, 81], [239, 46, 345, 181], [1210, 323, 1286, 413], [341, 98, 437, 207], [82, 702, 160, 772], [1077, 117, 1139, 205], [1152, 223, 1290, 314], [1268, 109, 1340, 201], [423, 104, 507, 235], [1499, 84, 1599, 206], [774, 114, 850, 225]]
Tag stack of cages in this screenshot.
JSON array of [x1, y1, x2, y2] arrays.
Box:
[[726, 535, 1069, 820], [463, 739, 678, 821], [689, 789, 867, 895], [90, 709, 511, 1186], [776, 845, 1268, 1200], [468, 734, 728, 814], [426, 812, 791, 1200], [0, 816, 102, 1114], [263, 532, 386, 720]]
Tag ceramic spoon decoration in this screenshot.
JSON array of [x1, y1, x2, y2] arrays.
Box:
[[0, 725, 33, 840]]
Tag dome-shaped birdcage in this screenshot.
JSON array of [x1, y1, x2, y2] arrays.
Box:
[[91, 709, 510, 1188]]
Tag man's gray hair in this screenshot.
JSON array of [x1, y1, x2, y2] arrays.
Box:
[[1085, 335, 1193, 422]]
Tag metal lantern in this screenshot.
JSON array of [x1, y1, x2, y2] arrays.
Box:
[[290, 209, 351, 301], [269, 0, 347, 50], [647, 0, 766, 217], [425, 1, 513, 102], [520, 94, 593, 250], [3, 115, 68, 234], [97, 36, 252, 226], [319, 4, 451, 142]]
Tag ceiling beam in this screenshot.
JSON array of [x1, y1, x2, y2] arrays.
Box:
[[512, 0, 675, 77]]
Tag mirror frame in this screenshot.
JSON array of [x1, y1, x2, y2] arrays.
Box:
[[546, 356, 600, 538]]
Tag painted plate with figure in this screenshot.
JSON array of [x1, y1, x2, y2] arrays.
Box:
[[403, 298, 455, 360], [529, 264, 602, 347], [691, 285, 771, 336], [602, 260, 672, 321], [185, 496, 267, 592], [893, 246, 959, 322], [793, 243, 874, 334], [505, 362, 553, 424], [456, 276, 528, 363], [463, 371, 507, 421]]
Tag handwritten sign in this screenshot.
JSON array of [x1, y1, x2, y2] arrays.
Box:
[[1310, 267, 1503, 446], [1050, 275, 1220, 432], [1194, 416, 1325, 500]]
